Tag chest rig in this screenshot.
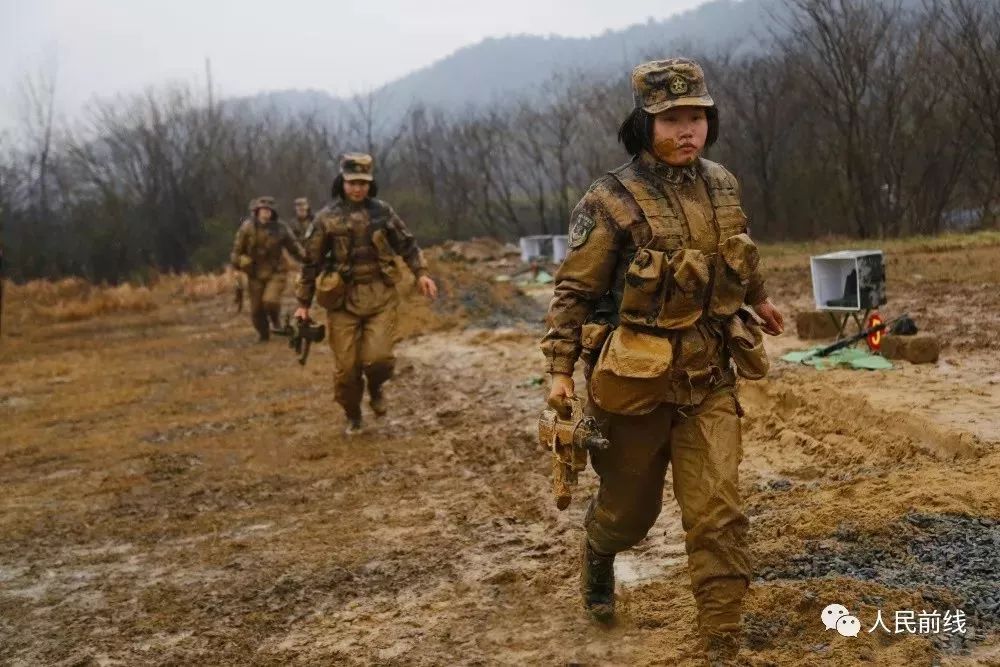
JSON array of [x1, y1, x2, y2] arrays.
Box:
[[249, 220, 290, 275], [609, 157, 757, 330], [323, 201, 399, 285]]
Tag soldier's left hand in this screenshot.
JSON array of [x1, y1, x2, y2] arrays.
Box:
[[417, 275, 438, 300], [753, 298, 785, 336]]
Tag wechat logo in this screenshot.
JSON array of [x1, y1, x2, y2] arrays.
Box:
[[822, 604, 861, 637]]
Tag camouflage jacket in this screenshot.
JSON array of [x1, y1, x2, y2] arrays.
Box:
[[287, 215, 313, 243], [295, 198, 428, 306], [231, 218, 305, 280], [541, 151, 768, 378]]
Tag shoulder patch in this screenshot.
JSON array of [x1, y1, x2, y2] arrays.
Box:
[[569, 213, 596, 248]]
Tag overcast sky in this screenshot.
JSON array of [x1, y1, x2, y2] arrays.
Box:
[[1, 0, 707, 130]]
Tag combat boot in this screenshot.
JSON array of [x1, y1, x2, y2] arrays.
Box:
[[581, 538, 615, 623], [702, 632, 744, 667], [369, 387, 387, 418], [344, 414, 363, 436], [253, 313, 270, 342]]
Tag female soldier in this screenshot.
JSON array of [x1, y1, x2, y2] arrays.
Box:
[[231, 196, 306, 341], [541, 59, 784, 663], [294, 153, 438, 435]]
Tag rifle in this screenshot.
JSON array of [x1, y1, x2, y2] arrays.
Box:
[[272, 315, 325, 366], [538, 397, 609, 510], [808, 312, 911, 358], [234, 274, 244, 313]]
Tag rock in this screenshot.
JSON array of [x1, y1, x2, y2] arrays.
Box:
[[795, 311, 841, 339], [880, 333, 940, 364]]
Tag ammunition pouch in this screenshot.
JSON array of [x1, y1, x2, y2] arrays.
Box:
[[710, 233, 759, 317], [659, 249, 711, 329], [589, 325, 673, 416], [725, 310, 769, 380], [619, 248, 711, 330], [619, 248, 665, 318]]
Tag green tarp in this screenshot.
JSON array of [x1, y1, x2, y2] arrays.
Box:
[[780, 346, 895, 371]]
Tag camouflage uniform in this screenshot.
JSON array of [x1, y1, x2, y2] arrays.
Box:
[[231, 196, 306, 340], [287, 197, 314, 244], [296, 154, 430, 425], [541, 59, 770, 652]]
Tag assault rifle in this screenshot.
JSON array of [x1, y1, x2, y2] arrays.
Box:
[[809, 312, 911, 358], [538, 397, 610, 510], [272, 315, 325, 366], [234, 277, 244, 313]]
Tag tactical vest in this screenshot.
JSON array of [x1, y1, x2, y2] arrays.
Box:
[[325, 201, 399, 285], [247, 219, 292, 279], [587, 157, 767, 415], [609, 157, 759, 330]]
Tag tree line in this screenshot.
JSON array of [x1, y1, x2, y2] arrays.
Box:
[[1, 0, 997, 283]]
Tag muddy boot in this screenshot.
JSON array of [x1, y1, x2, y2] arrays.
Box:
[[344, 408, 364, 436], [267, 304, 282, 329], [702, 632, 744, 667], [581, 538, 615, 623], [369, 386, 387, 418], [253, 313, 270, 342]]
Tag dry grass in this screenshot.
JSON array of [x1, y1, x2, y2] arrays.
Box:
[[4, 271, 233, 325], [759, 229, 1000, 270]]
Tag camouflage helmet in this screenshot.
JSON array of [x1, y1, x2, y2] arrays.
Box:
[[340, 152, 374, 181], [249, 195, 277, 213], [631, 58, 714, 114]]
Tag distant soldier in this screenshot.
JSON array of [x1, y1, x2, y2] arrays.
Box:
[[541, 59, 784, 664], [294, 153, 438, 434], [288, 197, 314, 243], [231, 196, 306, 341]]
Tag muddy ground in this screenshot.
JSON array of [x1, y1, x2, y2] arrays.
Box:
[[1, 235, 999, 666]]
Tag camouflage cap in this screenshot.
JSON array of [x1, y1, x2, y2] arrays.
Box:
[[340, 152, 374, 181], [631, 58, 714, 114], [293, 197, 310, 208], [250, 196, 277, 212]]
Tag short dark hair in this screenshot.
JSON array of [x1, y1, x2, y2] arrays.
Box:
[[331, 174, 379, 200], [617, 106, 720, 156]]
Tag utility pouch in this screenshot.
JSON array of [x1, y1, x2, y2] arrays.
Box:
[[315, 270, 347, 311], [579, 321, 614, 369], [726, 309, 769, 380], [710, 233, 759, 317], [589, 325, 673, 416]]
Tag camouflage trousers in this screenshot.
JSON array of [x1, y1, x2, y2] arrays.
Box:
[[247, 273, 287, 339], [585, 382, 751, 637], [327, 289, 398, 421]]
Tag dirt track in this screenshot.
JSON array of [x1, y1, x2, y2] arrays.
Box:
[[1, 238, 999, 666]]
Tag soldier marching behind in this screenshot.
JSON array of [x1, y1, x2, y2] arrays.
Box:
[[542, 58, 784, 666], [295, 153, 438, 435], [289, 197, 314, 244], [231, 196, 306, 341]]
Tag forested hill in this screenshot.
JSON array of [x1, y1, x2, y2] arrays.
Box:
[[234, 0, 776, 118]]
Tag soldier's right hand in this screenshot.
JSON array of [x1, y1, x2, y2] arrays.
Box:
[[547, 373, 576, 418], [293, 306, 310, 321]]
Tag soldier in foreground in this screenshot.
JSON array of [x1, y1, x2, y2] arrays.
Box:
[[294, 153, 438, 434], [541, 59, 784, 665], [231, 196, 306, 341]]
